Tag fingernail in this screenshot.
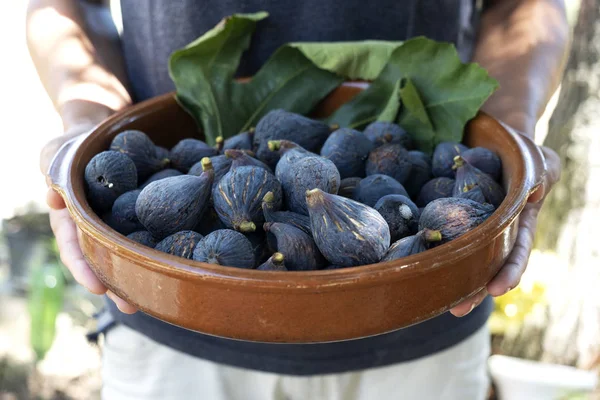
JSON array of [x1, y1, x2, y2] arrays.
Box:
[[504, 286, 513, 295], [463, 303, 476, 316]]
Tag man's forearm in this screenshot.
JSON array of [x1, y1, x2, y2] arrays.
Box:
[[26, 0, 131, 131], [473, 0, 570, 136]]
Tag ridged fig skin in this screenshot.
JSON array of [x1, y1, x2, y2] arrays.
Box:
[[85, 150, 138, 213], [363, 121, 413, 149], [136, 172, 213, 239], [353, 174, 408, 207], [253, 109, 331, 168], [213, 166, 283, 232], [418, 197, 495, 245], [194, 206, 227, 235], [404, 151, 433, 198], [110, 190, 144, 235], [223, 130, 254, 151], [154, 146, 170, 160], [453, 156, 505, 208], [126, 231, 158, 247], [155, 231, 203, 259], [262, 192, 312, 235], [264, 222, 325, 271], [416, 177, 455, 207], [320, 128, 373, 179], [374, 195, 420, 242], [277, 155, 341, 215], [338, 177, 361, 199], [192, 229, 255, 269], [432, 142, 468, 178], [257, 252, 287, 271], [382, 234, 427, 261], [244, 231, 270, 265], [225, 149, 271, 171], [140, 169, 182, 189], [461, 147, 502, 181], [170, 138, 218, 172], [456, 184, 487, 204], [366, 143, 412, 184], [306, 189, 391, 267], [110, 130, 168, 181], [274, 141, 317, 181], [189, 155, 232, 192]]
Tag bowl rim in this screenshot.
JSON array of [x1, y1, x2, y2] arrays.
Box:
[[52, 88, 535, 292]]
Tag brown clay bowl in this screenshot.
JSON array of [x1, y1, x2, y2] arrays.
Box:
[[48, 82, 547, 343]]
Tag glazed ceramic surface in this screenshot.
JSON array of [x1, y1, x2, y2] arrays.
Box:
[[48, 83, 547, 343]]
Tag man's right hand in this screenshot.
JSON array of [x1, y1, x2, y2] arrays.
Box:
[[41, 127, 137, 314]]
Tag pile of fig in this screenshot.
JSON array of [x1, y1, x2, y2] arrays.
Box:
[[85, 109, 505, 271]]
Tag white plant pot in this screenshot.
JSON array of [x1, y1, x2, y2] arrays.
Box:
[[488, 355, 598, 400]]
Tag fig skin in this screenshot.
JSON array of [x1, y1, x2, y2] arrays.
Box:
[[324, 264, 346, 270], [85, 150, 138, 213], [418, 197, 495, 245], [262, 192, 312, 235], [363, 121, 413, 149], [257, 252, 287, 271], [244, 231, 271, 265], [189, 155, 232, 193], [365, 143, 412, 184], [415, 177, 455, 207], [320, 128, 373, 179], [140, 169, 182, 189], [374, 194, 420, 242], [404, 150, 433, 198], [432, 142, 468, 178], [456, 184, 487, 204], [223, 129, 254, 151], [170, 138, 218, 173], [155, 230, 203, 259], [110, 189, 144, 235], [136, 160, 214, 239], [353, 174, 408, 207], [264, 222, 325, 271], [213, 165, 283, 232], [460, 147, 502, 181], [273, 140, 318, 181], [277, 155, 341, 215], [224, 149, 271, 171], [253, 109, 332, 168], [192, 229, 255, 269], [110, 130, 169, 181], [306, 189, 391, 267], [381, 231, 438, 261], [154, 145, 170, 161], [126, 231, 158, 247], [194, 206, 227, 236], [338, 177, 362, 199], [453, 156, 505, 208]]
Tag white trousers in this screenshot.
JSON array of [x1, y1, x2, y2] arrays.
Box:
[[102, 324, 491, 400]]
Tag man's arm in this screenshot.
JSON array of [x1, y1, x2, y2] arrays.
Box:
[[451, 0, 567, 316]]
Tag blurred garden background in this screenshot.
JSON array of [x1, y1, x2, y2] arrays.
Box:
[[0, 0, 599, 399]]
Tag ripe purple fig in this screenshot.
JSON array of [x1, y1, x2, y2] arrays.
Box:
[[374, 194, 420, 242], [155, 230, 203, 259], [320, 128, 373, 179], [263, 222, 325, 271], [262, 192, 312, 235], [460, 147, 502, 181], [432, 142, 467, 178], [170, 138, 218, 172], [416, 177, 455, 207], [257, 252, 287, 271], [453, 156, 505, 208], [365, 143, 412, 184], [110, 130, 169, 181], [363, 121, 413, 149], [353, 174, 408, 207], [192, 229, 255, 269]]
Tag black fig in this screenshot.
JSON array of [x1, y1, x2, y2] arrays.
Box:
[[244, 231, 271, 265], [136, 159, 214, 239], [353, 174, 408, 207], [126, 231, 158, 247], [154, 145, 170, 161], [85, 150, 137, 213], [453, 156, 505, 208], [262, 192, 312, 235], [194, 206, 227, 235], [418, 197, 495, 245], [110, 130, 169, 181], [432, 142, 467, 178], [263, 222, 325, 271], [374, 194, 420, 242], [253, 109, 332, 168], [415, 177, 455, 207], [140, 169, 182, 189], [306, 189, 391, 267], [155, 230, 203, 259], [324, 264, 346, 270], [213, 165, 283, 232], [456, 183, 487, 204], [460, 147, 502, 181], [192, 229, 255, 269], [223, 129, 254, 151], [189, 155, 232, 191], [365, 143, 412, 184], [110, 190, 144, 235], [404, 150, 433, 198], [224, 149, 271, 171], [170, 138, 218, 172], [381, 231, 440, 261], [338, 177, 361, 199], [257, 252, 287, 271], [277, 155, 340, 215], [272, 140, 317, 181], [363, 121, 413, 149], [320, 128, 373, 179]]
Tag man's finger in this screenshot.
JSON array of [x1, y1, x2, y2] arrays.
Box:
[[47, 188, 66, 210], [107, 291, 138, 314], [450, 288, 489, 317], [50, 208, 107, 295]]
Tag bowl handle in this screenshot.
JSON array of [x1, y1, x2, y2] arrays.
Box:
[[47, 132, 90, 200]]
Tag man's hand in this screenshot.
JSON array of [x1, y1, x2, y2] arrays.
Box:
[[41, 128, 137, 314], [450, 145, 561, 317]]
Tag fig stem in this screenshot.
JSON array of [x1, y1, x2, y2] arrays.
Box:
[[201, 157, 213, 171], [329, 123, 340, 131], [422, 229, 442, 242], [453, 155, 465, 169], [268, 140, 281, 152], [215, 136, 224, 152], [272, 252, 284, 264], [305, 188, 323, 202], [262, 191, 275, 203], [238, 221, 256, 232]]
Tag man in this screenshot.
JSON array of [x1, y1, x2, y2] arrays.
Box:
[[27, 0, 565, 399]]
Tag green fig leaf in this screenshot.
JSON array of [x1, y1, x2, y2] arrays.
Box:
[[376, 79, 402, 122], [397, 78, 436, 150]]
